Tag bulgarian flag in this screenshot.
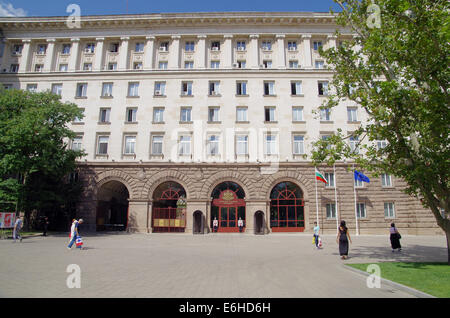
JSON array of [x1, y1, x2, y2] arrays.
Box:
[[315, 169, 328, 184]]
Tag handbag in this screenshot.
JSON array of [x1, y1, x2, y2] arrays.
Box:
[[75, 236, 83, 247], [312, 236, 316, 245], [396, 233, 401, 239]]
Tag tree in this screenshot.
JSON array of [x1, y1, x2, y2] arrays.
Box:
[[310, 0, 450, 263], [0, 88, 84, 229]]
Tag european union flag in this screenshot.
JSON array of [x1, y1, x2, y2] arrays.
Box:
[[354, 170, 370, 183]]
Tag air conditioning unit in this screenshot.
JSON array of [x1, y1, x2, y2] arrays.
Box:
[[288, 47, 296, 51], [260, 64, 265, 68], [155, 90, 161, 96], [159, 47, 168, 52], [232, 63, 238, 68], [211, 47, 219, 51], [237, 47, 245, 51]]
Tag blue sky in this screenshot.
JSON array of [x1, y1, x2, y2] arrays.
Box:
[[2, 0, 340, 17]]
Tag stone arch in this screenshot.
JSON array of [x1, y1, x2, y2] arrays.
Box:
[[95, 169, 139, 200], [199, 170, 257, 200], [142, 169, 193, 200], [261, 171, 314, 202]]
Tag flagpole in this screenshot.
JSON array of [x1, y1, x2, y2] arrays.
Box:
[[353, 164, 359, 236], [334, 163, 339, 235], [315, 168, 319, 227]]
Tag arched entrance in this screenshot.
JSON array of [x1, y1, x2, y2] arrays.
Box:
[[270, 182, 305, 232], [211, 182, 246, 233], [254, 211, 265, 235], [96, 180, 130, 231], [152, 181, 186, 233], [193, 210, 205, 234]]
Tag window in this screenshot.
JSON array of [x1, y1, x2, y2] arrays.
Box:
[[315, 61, 325, 69], [264, 82, 275, 95], [292, 107, 304, 122], [326, 203, 336, 219], [236, 81, 247, 95], [128, 82, 140, 97], [151, 135, 163, 155], [99, 108, 111, 123], [236, 107, 248, 122], [12, 44, 23, 55], [181, 82, 193, 96], [126, 108, 137, 123], [51, 84, 63, 96], [85, 43, 95, 53], [210, 61, 220, 69], [124, 136, 136, 155], [209, 81, 220, 95], [37, 44, 47, 55], [349, 136, 359, 153], [208, 135, 220, 155], [102, 83, 113, 97], [3, 84, 12, 90], [318, 81, 329, 96], [159, 42, 169, 52], [135, 42, 145, 52], [313, 41, 322, 51], [384, 202, 395, 218], [288, 41, 297, 51], [347, 108, 358, 122], [109, 43, 119, 53], [71, 136, 83, 151], [59, 64, 68, 72], [154, 82, 166, 96], [74, 109, 84, 123], [289, 60, 299, 69], [321, 135, 332, 150], [208, 107, 220, 122], [381, 174, 392, 187], [62, 44, 71, 54], [291, 82, 302, 95], [265, 107, 276, 122], [76, 83, 87, 97], [357, 203, 367, 218], [320, 108, 331, 121], [262, 60, 272, 68], [237, 41, 246, 51], [35, 64, 44, 72], [325, 172, 335, 187], [10, 64, 19, 73], [265, 134, 277, 155], [26, 84, 37, 92], [180, 107, 192, 122], [377, 140, 387, 150], [211, 41, 220, 51], [293, 135, 305, 155], [262, 41, 272, 50], [83, 63, 92, 71], [97, 136, 109, 155], [179, 135, 191, 155], [355, 178, 364, 188], [133, 62, 143, 70], [237, 61, 246, 69], [158, 62, 168, 69], [108, 63, 117, 70], [184, 61, 194, 69], [236, 135, 248, 155], [185, 41, 195, 52], [153, 108, 164, 123]]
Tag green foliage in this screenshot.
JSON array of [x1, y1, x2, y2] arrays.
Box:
[[310, 0, 449, 233]]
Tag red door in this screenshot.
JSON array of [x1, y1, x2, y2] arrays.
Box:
[[212, 189, 245, 233]]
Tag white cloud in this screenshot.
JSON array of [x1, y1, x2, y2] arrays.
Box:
[[0, 2, 27, 17]]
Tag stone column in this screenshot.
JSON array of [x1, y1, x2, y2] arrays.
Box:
[[276, 34, 286, 69], [143, 36, 155, 70], [127, 200, 149, 233], [93, 37, 104, 71], [119, 36, 130, 71], [196, 35, 206, 69], [169, 35, 180, 70], [245, 201, 267, 234], [327, 35, 337, 49], [43, 38, 56, 72], [249, 34, 260, 69], [223, 34, 233, 69], [68, 38, 80, 72], [147, 201, 153, 233], [0, 39, 10, 72], [18, 39, 31, 73], [301, 34, 312, 69]]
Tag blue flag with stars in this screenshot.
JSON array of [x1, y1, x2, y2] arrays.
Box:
[[354, 170, 370, 183]]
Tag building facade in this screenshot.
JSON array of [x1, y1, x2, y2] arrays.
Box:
[[0, 12, 441, 235]]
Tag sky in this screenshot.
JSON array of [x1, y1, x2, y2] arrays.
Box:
[[1, 0, 341, 17]]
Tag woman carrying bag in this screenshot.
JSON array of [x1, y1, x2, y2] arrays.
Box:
[[390, 223, 402, 252]]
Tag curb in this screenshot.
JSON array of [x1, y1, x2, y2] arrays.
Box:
[[343, 264, 436, 298]]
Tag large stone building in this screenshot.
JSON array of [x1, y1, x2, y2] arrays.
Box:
[[0, 12, 441, 235]]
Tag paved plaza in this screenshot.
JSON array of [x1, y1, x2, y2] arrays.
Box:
[[0, 232, 447, 298]]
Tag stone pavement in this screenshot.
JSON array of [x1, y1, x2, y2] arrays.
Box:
[[0, 233, 447, 298]]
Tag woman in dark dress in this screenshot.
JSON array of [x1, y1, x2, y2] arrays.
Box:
[[390, 223, 402, 252], [336, 220, 352, 259]]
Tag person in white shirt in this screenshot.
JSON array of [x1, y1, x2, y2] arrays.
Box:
[[238, 217, 244, 233], [13, 216, 23, 243], [213, 217, 218, 232]]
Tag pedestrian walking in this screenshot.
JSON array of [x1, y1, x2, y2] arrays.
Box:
[[213, 217, 218, 233], [336, 220, 352, 259], [238, 217, 244, 233], [13, 216, 23, 243], [42, 216, 49, 237], [313, 221, 320, 249], [67, 219, 84, 250], [390, 223, 402, 252]]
